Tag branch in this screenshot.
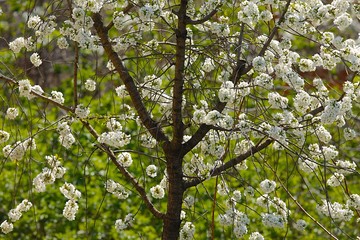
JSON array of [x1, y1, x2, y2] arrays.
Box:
[[73, 44, 79, 108], [171, 0, 188, 148], [0, 74, 73, 112], [184, 138, 273, 188], [184, 9, 218, 25], [81, 120, 165, 219], [92, 13, 169, 144], [257, 0, 292, 57]]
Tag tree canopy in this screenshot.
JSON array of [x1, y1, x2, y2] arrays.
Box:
[[0, 0, 359, 239]]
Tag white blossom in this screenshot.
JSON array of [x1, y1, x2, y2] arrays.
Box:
[[9, 37, 25, 53], [0, 220, 13, 234], [293, 219, 307, 231], [63, 199, 79, 221], [5, 107, 19, 119], [268, 92, 288, 109], [327, 173, 344, 187], [150, 185, 165, 199], [57, 37, 69, 49], [262, 213, 285, 228], [85, 79, 96, 91], [30, 53, 42, 67], [249, 232, 264, 240], [117, 152, 133, 167], [75, 104, 90, 118], [347, 194, 360, 210], [146, 164, 158, 178], [0, 130, 10, 144], [60, 182, 81, 200], [105, 179, 130, 199], [317, 200, 353, 222], [180, 222, 195, 240], [51, 91, 65, 104], [260, 179, 276, 194]]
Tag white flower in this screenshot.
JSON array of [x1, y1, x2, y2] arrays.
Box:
[[0, 130, 10, 144], [59, 133, 75, 149], [105, 179, 130, 199], [27, 15, 42, 29], [317, 200, 353, 222], [51, 91, 65, 104], [117, 152, 133, 167], [294, 90, 311, 114], [146, 164, 157, 178], [150, 185, 165, 199], [192, 109, 206, 124], [115, 213, 134, 232], [259, 179, 276, 194], [57, 37, 69, 49], [107, 60, 115, 71], [316, 126, 332, 143], [60, 182, 81, 200], [202, 58, 215, 72], [321, 100, 341, 124], [63, 199, 79, 221], [252, 56, 266, 72], [30, 53, 42, 67], [298, 157, 317, 173], [249, 232, 264, 240], [75, 104, 90, 118], [8, 209, 22, 222], [0, 220, 13, 234], [85, 79, 96, 91], [262, 213, 285, 228], [268, 92, 288, 109], [299, 59, 315, 72], [9, 37, 25, 53], [204, 110, 222, 125], [327, 173, 344, 187], [180, 222, 195, 240], [18, 79, 32, 99], [293, 219, 307, 231], [347, 194, 360, 210], [5, 108, 19, 119], [106, 118, 122, 132], [97, 131, 130, 148], [115, 85, 127, 97], [344, 128, 357, 141], [335, 160, 356, 175], [334, 13, 352, 30], [244, 186, 255, 197], [254, 73, 273, 89], [15, 199, 32, 212], [233, 190, 242, 202], [233, 223, 247, 238], [115, 219, 127, 231]]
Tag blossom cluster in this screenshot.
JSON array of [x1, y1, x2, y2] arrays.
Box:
[[105, 179, 130, 199], [98, 118, 131, 148], [60, 182, 81, 221], [33, 155, 66, 192], [3, 138, 36, 161], [57, 121, 76, 149], [0, 199, 32, 234], [115, 213, 134, 232]]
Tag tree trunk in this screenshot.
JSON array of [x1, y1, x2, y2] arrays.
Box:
[[162, 154, 184, 239]]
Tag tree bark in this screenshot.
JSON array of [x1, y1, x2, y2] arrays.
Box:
[[162, 153, 184, 239]]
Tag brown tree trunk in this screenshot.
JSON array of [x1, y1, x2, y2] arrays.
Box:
[[162, 153, 184, 240]]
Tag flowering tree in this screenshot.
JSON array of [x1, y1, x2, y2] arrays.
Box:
[[0, 0, 360, 239]]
